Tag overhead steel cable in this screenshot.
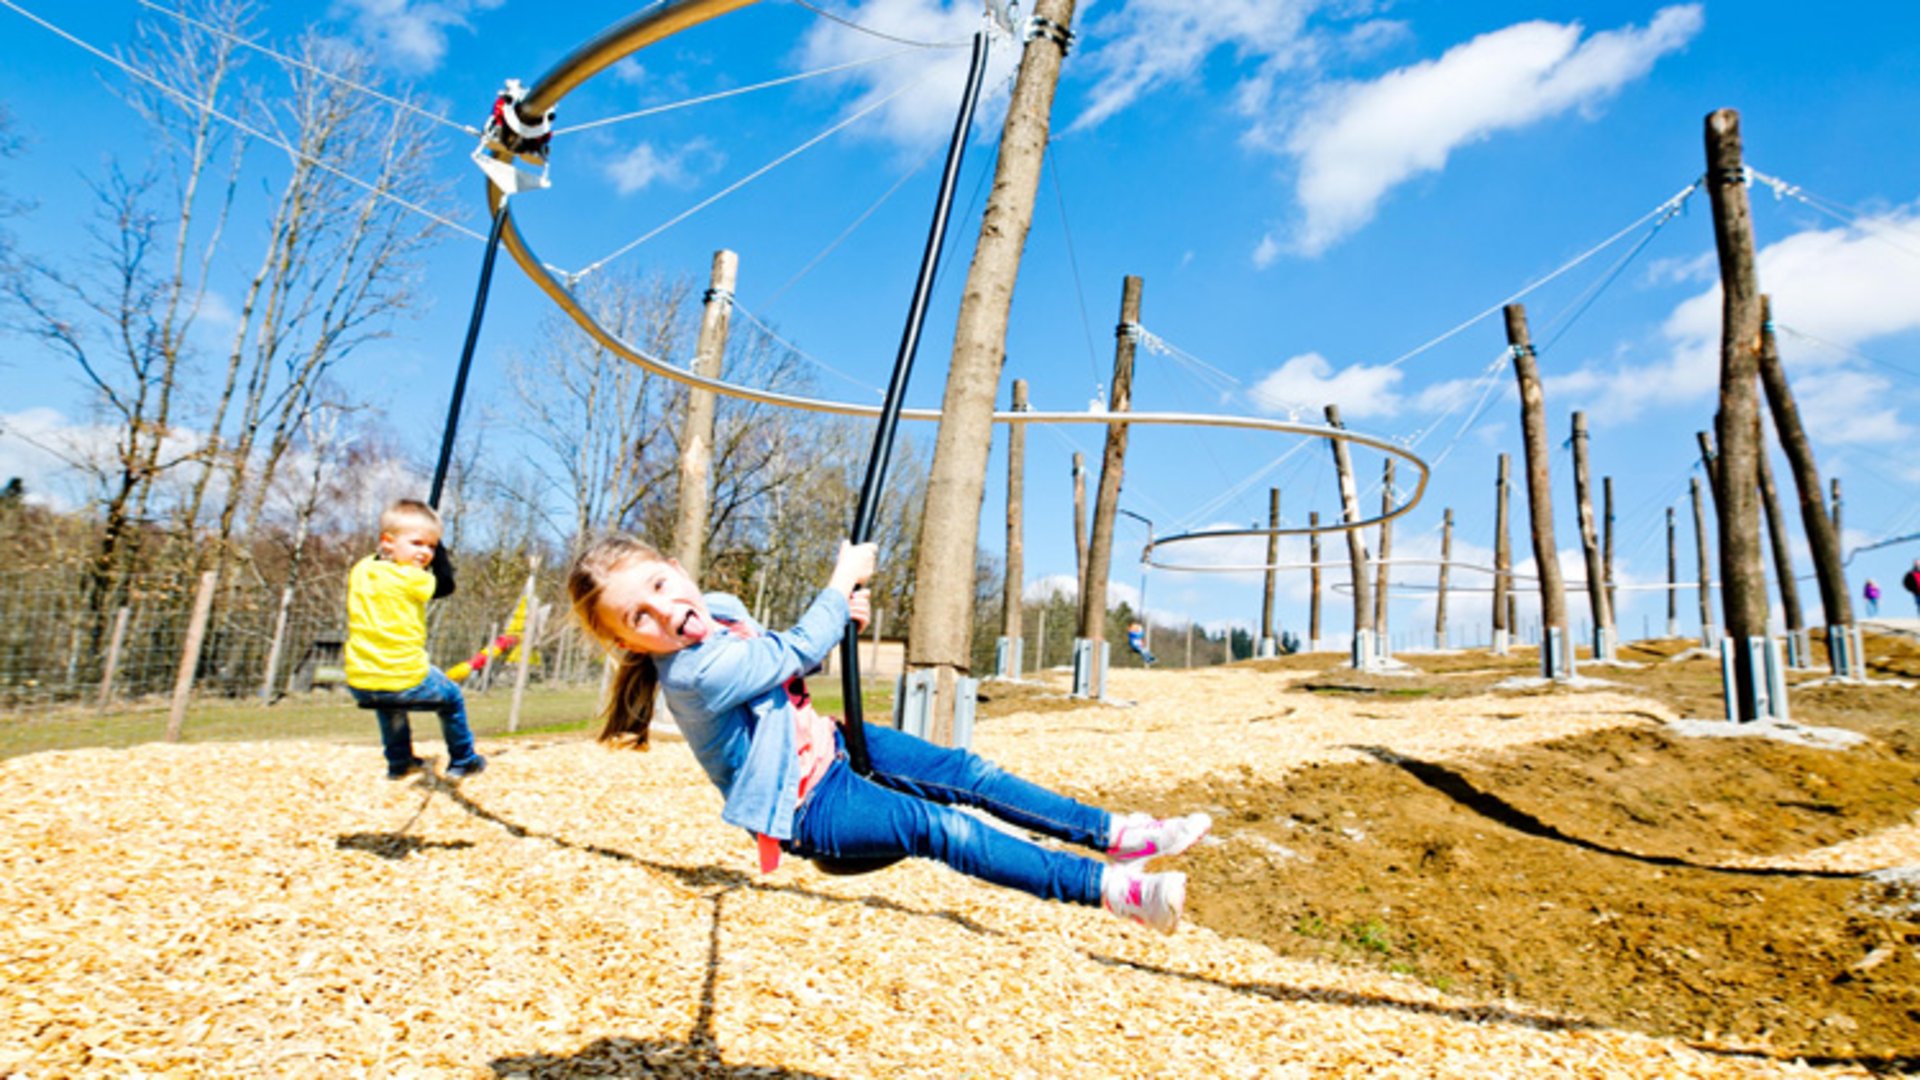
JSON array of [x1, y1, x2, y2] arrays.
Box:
[[135, 0, 483, 137], [0, 0, 486, 241], [554, 45, 931, 136], [569, 71, 932, 280], [787, 0, 977, 48]]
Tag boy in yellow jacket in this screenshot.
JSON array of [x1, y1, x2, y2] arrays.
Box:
[[345, 499, 486, 780]]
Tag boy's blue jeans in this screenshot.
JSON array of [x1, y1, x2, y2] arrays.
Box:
[[348, 668, 480, 773], [788, 723, 1110, 906]]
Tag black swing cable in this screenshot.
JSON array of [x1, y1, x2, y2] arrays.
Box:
[[837, 27, 991, 776]]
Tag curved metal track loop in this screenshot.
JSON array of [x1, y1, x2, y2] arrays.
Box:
[[491, 0, 1431, 546]]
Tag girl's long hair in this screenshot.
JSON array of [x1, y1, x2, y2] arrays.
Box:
[[569, 534, 667, 751]]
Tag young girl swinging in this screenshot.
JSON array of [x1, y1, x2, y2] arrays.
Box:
[[567, 534, 1210, 933]]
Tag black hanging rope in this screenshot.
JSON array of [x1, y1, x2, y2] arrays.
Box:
[[429, 198, 512, 510], [836, 29, 990, 776]]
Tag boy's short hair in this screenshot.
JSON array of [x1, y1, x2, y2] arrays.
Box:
[[379, 498, 442, 538]]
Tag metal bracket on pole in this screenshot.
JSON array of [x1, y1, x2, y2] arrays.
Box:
[[1595, 626, 1618, 663], [1543, 627, 1575, 681], [1493, 628, 1510, 656], [994, 636, 1024, 679]]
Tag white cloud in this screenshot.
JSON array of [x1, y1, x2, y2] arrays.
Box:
[[1246, 351, 1404, 420], [603, 139, 718, 195], [1272, 5, 1702, 256], [330, 0, 503, 72], [796, 1, 1021, 150], [1069, 0, 1322, 133], [0, 408, 94, 509], [1576, 205, 1920, 444]]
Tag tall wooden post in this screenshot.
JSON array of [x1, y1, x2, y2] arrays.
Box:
[[1756, 296, 1852, 633], [906, 0, 1077, 733], [165, 571, 219, 742], [1374, 459, 1395, 648], [1666, 506, 1680, 637], [1493, 453, 1512, 654], [1705, 107, 1772, 721], [1507, 305, 1572, 678], [1308, 510, 1323, 650], [1001, 379, 1029, 674], [1324, 405, 1374, 666], [673, 250, 737, 578], [1260, 487, 1280, 654], [97, 606, 130, 710], [1697, 431, 1721, 504], [1692, 477, 1716, 642], [1076, 276, 1142, 698], [1072, 452, 1089, 596], [1757, 447, 1804, 637], [1604, 475, 1618, 622], [1435, 508, 1453, 649], [1571, 412, 1614, 658]]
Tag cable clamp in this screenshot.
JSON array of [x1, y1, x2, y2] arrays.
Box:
[[704, 286, 735, 308], [1023, 14, 1074, 54]]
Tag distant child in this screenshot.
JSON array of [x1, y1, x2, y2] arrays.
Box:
[[345, 499, 487, 781], [1127, 621, 1157, 666], [567, 534, 1211, 934], [1905, 561, 1920, 617], [1864, 578, 1881, 617]]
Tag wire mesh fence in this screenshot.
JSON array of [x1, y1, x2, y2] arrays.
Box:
[[0, 567, 604, 727]]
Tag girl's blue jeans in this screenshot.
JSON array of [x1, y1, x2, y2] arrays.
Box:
[[788, 722, 1111, 906], [348, 668, 480, 773]]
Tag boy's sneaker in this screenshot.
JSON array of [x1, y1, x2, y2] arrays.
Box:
[[1108, 812, 1213, 865], [386, 758, 426, 781], [445, 755, 487, 781], [1103, 867, 1186, 934]]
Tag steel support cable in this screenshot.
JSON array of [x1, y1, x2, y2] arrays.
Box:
[[0, 0, 487, 241], [555, 45, 936, 136], [135, 0, 483, 136], [726, 300, 888, 397], [1042, 141, 1107, 393], [1748, 165, 1920, 262], [1775, 323, 1920, 388], [786, 0, 978, 49], [570, 71, 932, 281], [429, 201, 513, 509]]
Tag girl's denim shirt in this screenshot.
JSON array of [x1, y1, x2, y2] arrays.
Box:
[[654, 588, 849, 841]]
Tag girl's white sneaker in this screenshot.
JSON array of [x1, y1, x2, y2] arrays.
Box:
[[1103, 867, 1186, 934]]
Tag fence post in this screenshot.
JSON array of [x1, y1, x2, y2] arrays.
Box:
[[97, 605, 130, 711], [507, 560, 539, 733], [260, 586, 294, 702], [166, 572, 219, 743]]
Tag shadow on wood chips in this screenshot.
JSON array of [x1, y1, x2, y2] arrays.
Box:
[[1024, 632, 1920, 1069]]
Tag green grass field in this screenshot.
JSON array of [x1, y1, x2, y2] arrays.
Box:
[[0, 680, 895, 760]]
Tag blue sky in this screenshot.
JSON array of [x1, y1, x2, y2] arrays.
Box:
[[4, 0, 1920, 647]]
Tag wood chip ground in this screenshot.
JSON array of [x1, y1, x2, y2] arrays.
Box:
[[0, 665, 1905, 1077]]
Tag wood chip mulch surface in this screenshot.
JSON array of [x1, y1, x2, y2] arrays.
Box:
[[0, 665, 1901, 1077]]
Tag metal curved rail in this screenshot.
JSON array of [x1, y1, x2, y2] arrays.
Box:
[[491, 0, 1431, 539]]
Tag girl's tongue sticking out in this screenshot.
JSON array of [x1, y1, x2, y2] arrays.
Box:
[[677, 610, 708, 643]]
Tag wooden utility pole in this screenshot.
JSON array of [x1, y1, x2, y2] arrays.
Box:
[[1570, 412, 1614, 657], [1756, 296, 1851, 630], [1493, 453, 1512, 653], [1507, 305, 1571, 677], [1072, 452, 1088, 596], [1309, 510, 1323, 649], [1697, 431, 1721, 505], [1077, 276, 1142, 695], [1260, 487, 1280, 654], [165, 571, 219, 742], [1756, 446, 1805, 639], [1604, 476, 1618, 622], [1830, 478, 1843, 542], [905, 0, 1077, 732], [1435, 508, 1453, 649], [1704, 107, 1771, 721], [1002, 379, 1029, 670], [673, 249, 736, 578], [1692, 476, 1716, 641], [1324, 405, 1374, 663], [1374, 459, 1395, 645], [1666, 506, 1679, 637]]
